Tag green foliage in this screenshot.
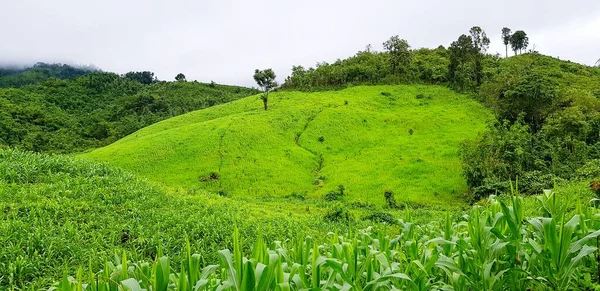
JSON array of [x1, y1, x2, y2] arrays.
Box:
[[0, 75, 258, 153], [362, 211, 396, 224], [124, 71, 157, 85], [0, 149, 351, 289], [175, 73, 187, 82], [282, 47, 449, 91], [382, 35, 412, 75], [0, 62, 95, 88], [510, 30, 529, 55], [501, 27, 512, 57], [82, 85, 490, 206], [253, 69, 277, 110], [324, 202, 353, 222], [461, 54, 600, 198], [384, 190, 397, 208], [51, 192, 600, 290]]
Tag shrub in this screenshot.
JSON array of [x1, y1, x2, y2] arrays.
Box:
[[577, 160, 600, 179], [216, 189, 228, 197], [408, 129, 414, 135], [324, 185, 345, 201], [384, 190, 397, 208], [363, 211, 396, 224], [324, 202, 352, 223], [350, 201, 376, 209], [286, 192, 307, 200], [318, 136, 325, 142], [199, 171, 220, 182]]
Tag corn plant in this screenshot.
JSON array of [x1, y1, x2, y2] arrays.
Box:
[[49, 190, 600, 291]]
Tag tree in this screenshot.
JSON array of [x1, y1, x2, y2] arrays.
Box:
[[469, 26, 490, 54], [253, 69, 277, 110], [124, 71, 156, 85], [175, 73, 186, 82], [469, 26, 490, 86], [382, 36, 412, 75], [500, 71, 557, 132], [448, 34, 477, 90], [501, 27, 512, 58], [509, 30, 529, 55]]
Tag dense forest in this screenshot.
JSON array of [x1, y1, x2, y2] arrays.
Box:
[[0, 65, 258, 153], [280, 26, 600, 199]]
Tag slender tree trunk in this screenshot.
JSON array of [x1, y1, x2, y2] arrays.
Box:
[[263, 92, 268, 111], [505, 45, 508, 58]]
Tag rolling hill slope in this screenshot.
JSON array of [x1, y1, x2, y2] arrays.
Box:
[[82, 85, 491, 205]]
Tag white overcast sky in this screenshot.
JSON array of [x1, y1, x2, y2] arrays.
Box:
[[1, 0, 599, 86]]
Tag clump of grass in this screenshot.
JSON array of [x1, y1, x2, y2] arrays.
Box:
[[199, 171, 220, 182], [324, 185, 345, 201]]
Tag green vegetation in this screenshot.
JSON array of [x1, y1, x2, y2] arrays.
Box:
[[53, 189, 600, 291], [82, 85, 490, 206], [0, 149, 358, 289], [0, 62, 96, 88], [0, 70, 258, 153], [3, 24, 600, 290], [462, 53, 600, 199]]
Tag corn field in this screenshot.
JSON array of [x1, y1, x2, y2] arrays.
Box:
[[50, 190, 600, 291]]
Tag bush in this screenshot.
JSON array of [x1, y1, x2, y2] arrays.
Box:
[[384, 190, 397, 208], [363, 211, 396, 224], [324, 202, 353, 223], [285, 192, 307, 200], [518, 171, 563, 195], [324, 185, 345, 201], [576, 160, 600, 179], [199, 171, 220, 182]]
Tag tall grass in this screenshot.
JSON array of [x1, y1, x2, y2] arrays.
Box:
[[52, 191, 600, 290]]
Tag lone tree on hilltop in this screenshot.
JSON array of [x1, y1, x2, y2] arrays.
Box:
[[253, 69, 277, 110], [175, 73, 186, 82], [501, 27, 512, 58], [510, 30, 529, 55], [383, 35, 412, 75]]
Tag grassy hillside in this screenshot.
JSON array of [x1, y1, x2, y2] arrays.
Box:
[[0, 149, 358, 289], [82, 85, 491, 206]]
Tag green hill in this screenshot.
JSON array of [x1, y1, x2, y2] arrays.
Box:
[[0, 75, 257, 153], [82, 85, 491, 206]]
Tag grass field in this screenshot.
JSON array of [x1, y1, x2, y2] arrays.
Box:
[[82, 85, 491, 206]]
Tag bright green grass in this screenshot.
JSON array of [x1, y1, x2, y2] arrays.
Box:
[[82, 85, 491, 206]]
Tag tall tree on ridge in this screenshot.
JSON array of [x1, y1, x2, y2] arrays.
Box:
[[501, 27, 512, 58], [383, 35, 412, 75], [510, 30, 529, 55], [469, 26, 490, 86]]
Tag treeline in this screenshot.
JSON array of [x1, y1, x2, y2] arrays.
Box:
[[0, 62, 98, 88], [462, 53, 600, 198], [282, 26, 600, 198], [0, 70, 258, 153], [281, 26, 506, 91]]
